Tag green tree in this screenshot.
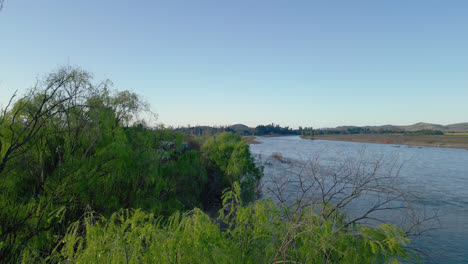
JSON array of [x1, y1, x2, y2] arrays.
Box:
[[201, 132, 262, 203], [0, 67, 208, 261]]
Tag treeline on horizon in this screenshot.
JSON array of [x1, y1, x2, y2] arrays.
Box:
[[0, 67, 414, 263], [175, 123, 445, 137]]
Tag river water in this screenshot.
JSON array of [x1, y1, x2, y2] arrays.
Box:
[[250, 136, 468, 263]]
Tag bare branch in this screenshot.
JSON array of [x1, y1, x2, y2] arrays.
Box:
[[259, 147, 440, 261]]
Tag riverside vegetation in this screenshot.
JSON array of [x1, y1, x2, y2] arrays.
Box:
[[1, 67, 414, 263]]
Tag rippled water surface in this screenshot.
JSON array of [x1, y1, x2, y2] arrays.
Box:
[[250, 136, 468, 263]]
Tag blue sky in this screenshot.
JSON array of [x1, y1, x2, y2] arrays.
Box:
[[1, 1, 467, 128]]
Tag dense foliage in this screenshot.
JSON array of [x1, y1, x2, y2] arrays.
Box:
[[24, 184, 412, 263], [0, 68, 261, 262], [202, 132, 262, 203], [254, 124, 299, 136], [0, 67, 413, 263]]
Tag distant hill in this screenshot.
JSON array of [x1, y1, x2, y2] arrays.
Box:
[[400, 122, 468, 132], [401, 122, 448, 132], [447, 122, 468, 132], [228, 124, 254, 134], [331, 122, 468, 133], [175, 122, 468, 137]]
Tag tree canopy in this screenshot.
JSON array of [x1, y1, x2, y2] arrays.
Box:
[[0, 67, 263, 262]]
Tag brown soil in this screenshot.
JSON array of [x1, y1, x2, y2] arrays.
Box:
[[301, 134, 468, 149]]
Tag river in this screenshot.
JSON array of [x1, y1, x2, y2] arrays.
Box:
[[250, 136, 468, 263]]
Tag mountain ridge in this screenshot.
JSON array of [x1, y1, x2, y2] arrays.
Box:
[[177, 122, 468, 134]]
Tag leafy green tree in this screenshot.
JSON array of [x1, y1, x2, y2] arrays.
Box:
[[201, 132, 263, 203], [0, 67, 209, 261]]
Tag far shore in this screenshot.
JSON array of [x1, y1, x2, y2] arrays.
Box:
[[300, 134, 468, 149], [242, 136, 261, 144], [243, 134, 291, 144]]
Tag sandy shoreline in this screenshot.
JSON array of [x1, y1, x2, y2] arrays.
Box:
[[300, 134, 468, 149], [242, 136, 261, 144]]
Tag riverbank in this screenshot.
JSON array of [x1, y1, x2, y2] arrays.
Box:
[[242, 136, 261, 144], [301, 134, 468, 149]]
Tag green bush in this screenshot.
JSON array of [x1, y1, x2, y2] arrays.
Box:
[[35, 183, 412, 264], [201, 132, 263, 203]]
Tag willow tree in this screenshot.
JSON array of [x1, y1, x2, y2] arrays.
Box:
[[0, 67, 171, 261], [202, 132, 263, 203]]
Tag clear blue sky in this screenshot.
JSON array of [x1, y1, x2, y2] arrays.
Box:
[[1, 1, 467, 128]]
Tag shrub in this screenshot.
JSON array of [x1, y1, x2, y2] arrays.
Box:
[[201, 132, 263, 204], [38, 183, 413, 264]]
